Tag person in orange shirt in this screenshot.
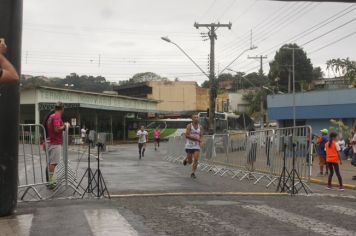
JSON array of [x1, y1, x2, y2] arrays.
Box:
[[325, 132, 344, 191]]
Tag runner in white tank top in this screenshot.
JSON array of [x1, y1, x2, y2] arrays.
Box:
[[183, 114, 203, 179]]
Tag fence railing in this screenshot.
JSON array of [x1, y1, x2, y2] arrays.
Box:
[[165, 126, 313, 191], [18, 124, 49, 200], [18, 124, 83, 201]]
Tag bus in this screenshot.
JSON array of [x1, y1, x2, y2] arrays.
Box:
[[127, 118, 191, 140], [198, 112, 254, 134]]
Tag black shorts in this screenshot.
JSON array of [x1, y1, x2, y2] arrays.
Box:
[[138, 143, 146, 149], [186, 149, 200, 154], [155, 138, 160, 143]]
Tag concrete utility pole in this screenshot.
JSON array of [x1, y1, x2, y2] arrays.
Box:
[[194, 22, 231, 134], [248, 55, 267, 129], [0, 0, 23, 216]]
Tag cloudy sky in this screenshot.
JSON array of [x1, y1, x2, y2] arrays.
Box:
[[22, 0, 356, 84]]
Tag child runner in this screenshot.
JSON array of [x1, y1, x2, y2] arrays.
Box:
[[325, 132, 344, 191]]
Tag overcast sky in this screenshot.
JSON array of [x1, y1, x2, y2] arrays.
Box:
[[22, 0, 356, 84]]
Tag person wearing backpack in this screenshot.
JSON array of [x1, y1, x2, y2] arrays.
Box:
[[325, 132, 344, 191]]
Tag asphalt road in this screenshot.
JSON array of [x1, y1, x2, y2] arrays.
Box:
[[5, 143, 356, 236]]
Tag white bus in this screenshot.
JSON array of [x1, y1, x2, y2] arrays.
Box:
[[198, 112, 253, 133]]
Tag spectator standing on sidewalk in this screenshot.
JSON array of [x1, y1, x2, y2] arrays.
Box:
[[350, 127, 356, 180], [325, 132, 344, 191], [317, 129, 329, 176], [337, 136, 346, 160], [46, 102, 66, 189]]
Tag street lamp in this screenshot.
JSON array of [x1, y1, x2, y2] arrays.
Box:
[[161, 36, 209, 79], [219, 46, 258, 75]]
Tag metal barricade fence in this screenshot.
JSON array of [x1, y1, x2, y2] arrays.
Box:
[[51, 127, 82, 198], [18, 124, 49, 200], [199, 135, 214, 171], [164, 126, 312, 191], [240, 129, 276, 184], [270, 126, 312, 190], [18, 124, 83, 201], [227, 131, 248, 178]]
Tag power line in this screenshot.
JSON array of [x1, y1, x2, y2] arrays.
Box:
[[310, 30, 356, 54], [219, 1, 299, 53], [220, 2, 315, 59], [228, 4, 356, 70], [217, 0, 238, 21], [301, 17, 356, 46], [199, 0, 217, 21], [230, 0, 258, 24]]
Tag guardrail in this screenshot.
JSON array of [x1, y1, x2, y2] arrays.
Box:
[[165, 126, 312, 192]]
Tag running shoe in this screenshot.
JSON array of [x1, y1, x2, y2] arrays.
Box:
[[191, 173, 196, 179], [325, 186, 332, 190], [339, 187, 345, 191]]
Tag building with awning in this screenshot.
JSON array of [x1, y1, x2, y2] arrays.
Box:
[[20, 86, 159, 140]]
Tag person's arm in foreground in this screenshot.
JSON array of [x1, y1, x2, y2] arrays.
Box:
[[0, 39, 19, 83]]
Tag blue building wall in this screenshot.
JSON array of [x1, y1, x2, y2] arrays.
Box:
[[267, 88, 356, 132]]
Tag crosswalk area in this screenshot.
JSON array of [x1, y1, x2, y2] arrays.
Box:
[[2, 195, 356, 236]]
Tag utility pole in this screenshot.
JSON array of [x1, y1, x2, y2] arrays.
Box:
[[194, 22, 232, 134], [282, 46, 302, 127], [0, 0, 23, 216], [248, 55, 267, 129]]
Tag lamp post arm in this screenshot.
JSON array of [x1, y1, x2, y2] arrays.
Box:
[[219, 47, 257, 75], [171, 42, 210, 79]]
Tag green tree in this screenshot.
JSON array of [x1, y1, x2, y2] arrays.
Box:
[[312, 67, 324, 80], [326, 58, 356, 85], [268, 44, 313, 92], [119, 72, 168, 85]]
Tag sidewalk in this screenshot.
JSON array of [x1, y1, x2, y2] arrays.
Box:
[[310, 159, 356, 189]]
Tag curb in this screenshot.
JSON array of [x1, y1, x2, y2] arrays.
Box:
[[109, 192, 289, 198], [310, 178, 356, 190]]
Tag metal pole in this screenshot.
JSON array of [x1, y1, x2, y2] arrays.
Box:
[[209, 27, 216, 134], [0, 0, 22, 217], [292, 48, 296, 127]]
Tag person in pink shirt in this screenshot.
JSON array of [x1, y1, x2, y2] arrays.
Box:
[[46, 102, 66, 188], [154, 127, 161, 151]]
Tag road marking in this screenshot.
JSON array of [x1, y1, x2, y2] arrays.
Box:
[[243, 205, 356, 236], [110, 192, 288, 198], [167, 206, 251, 236], [317, 205, 356, 216], [0, 214, 33, 236], [84, 209, 138, 236]]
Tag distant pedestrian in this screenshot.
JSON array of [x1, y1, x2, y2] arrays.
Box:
[[46, 102, 66, 189], [81, 126, 87, 144], [247, 128, 257, 172], [154, 127, 161, 151], [350, 128, 356, 180], [0, 38, 19, 83], [317, 129, 329, 176], [183, 114, 203, 179], [137, 126, 148, 159], [337, 136, 346, 160], [325, 132, 344, 191]]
